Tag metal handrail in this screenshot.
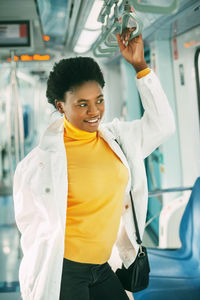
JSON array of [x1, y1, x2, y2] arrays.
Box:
[[93, 46, 116, 58], [93, 0, 143, 58], [145, 187, 192, 228], [103, 21, 121, 47], [121, 10, 143, 40], [94, 0, 120, 57], [93, 0, 179, 58], [97, 45, 118, 53], [97, 0, 117, 23], [118, 0, 143, 38], [148, 186, 193, 197], [129, 0, 179, 14], [93, 22, 118, 57], [6, 70, 13, 182], [104, 2, 121, 47], [7, 51, 25, 183]]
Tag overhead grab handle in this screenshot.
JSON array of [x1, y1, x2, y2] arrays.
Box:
[[103, 1, 143, 47], [104, 21, 121, 47], [93, 0, 144, 58], [93, 3, 119, 57], [97, 44, 118, 53], [121, 5, 143, 39], [104, 2, 121, 47], [93, 46, 117, 58], [93, 31, 118, 57], [93, 0, 179, 59], [128, 0, 179, 14]]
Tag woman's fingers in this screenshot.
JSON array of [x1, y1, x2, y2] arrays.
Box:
[[117, 27, 137, 43], [116, 27, 141, 52], [116, 33, 126, 51], [125, 27, 136, 40]]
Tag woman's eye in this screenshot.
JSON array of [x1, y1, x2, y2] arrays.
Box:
[[78, 99, 104, 107]]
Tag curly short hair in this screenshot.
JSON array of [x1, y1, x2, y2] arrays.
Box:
[[46, 56, 105, 109]]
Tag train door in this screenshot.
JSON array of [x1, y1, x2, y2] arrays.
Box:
[[172, 26, 200, 186]]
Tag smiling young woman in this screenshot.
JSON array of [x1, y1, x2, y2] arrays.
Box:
[[13, 31, 175, 300]]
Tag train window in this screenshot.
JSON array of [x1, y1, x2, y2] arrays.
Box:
[[195, 48, 200, 122]]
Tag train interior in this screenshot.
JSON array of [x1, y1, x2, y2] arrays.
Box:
[[0, 0, 200, 299]]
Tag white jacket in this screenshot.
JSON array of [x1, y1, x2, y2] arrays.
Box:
[[13, 70, 175, 300]]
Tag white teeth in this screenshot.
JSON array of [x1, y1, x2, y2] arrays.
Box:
[[87, 119, 98, 123]]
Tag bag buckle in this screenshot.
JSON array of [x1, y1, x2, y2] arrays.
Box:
[[138, 245, 145, 257]]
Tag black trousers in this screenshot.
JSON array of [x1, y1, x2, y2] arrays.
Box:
[[59, 258, 129, 300]]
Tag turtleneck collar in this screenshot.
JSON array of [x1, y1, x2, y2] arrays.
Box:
[[63, 115, 97, 141]]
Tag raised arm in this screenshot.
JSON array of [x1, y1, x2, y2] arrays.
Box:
[[104, 30, 176, 158], [116, 29, 148, 73]]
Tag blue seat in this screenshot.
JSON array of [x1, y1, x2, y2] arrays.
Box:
[[134, 177, 200, 300]]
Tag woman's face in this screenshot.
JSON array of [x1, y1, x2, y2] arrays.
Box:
[[55, 81, 105, 133]]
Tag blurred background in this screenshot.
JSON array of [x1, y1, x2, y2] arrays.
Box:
[[0, 0, 200, 299]]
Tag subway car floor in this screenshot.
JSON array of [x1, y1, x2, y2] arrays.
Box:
[[0, 196, 155, 300]]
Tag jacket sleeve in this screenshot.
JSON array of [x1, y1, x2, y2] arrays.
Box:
[[105, 70, 175, 159], [13, 160, 38, 253]]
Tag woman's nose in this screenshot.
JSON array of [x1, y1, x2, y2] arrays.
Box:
[[87, 104, 99, 115]]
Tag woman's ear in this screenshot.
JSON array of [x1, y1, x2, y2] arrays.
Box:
[[55, 100, 64, 114]]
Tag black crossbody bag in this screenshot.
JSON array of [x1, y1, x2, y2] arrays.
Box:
[[114, 140, 150, 292]]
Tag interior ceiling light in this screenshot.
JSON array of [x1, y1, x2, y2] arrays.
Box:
[[74, 30, 101, 54], [57, 12, 65, 18], [77, 30, 101, 47], [7, 56, 19, 62], [6, 54, 51, 62], [74, 45, 90, 54], [43, 35, 50, 41], [33, 54, 50, 61], [84, 0, 103, 30], [184, 40, 200, 48], [74, 0, 104, 53]]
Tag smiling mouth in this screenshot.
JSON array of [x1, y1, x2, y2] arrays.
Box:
[[84, 118, 100, 126]]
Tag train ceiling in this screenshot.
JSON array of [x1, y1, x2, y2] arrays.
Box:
[[0, 0, 199, 56]]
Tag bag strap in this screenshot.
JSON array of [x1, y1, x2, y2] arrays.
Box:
[[114, 139, 142, 245], [129, 191, 142, 245]]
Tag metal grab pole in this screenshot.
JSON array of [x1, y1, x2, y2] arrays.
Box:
[[146, 187, 192, 228], [15, 77, 24, 161], [7, 51, 16, 182], [10, 51, 25, 168], [12, 70, 20, 165], [128, 0, 179, 14], [148, 186, 193, 197]]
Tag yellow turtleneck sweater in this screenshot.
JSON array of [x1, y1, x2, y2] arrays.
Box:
[[63, 117, 129, 264]]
